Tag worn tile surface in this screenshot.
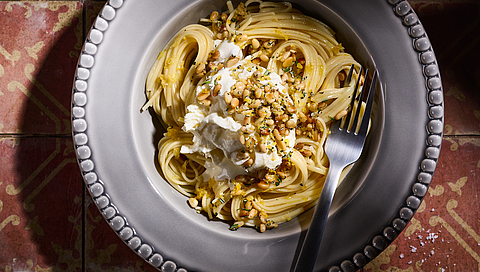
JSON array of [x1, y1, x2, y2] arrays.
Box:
[[0, 137, 83, 271], [363, 2, 480, 272], [0, 2, 82, 135], [0, 0, 479, 272]]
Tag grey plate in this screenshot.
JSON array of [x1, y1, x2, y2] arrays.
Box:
[[71, 0, 444, 271]]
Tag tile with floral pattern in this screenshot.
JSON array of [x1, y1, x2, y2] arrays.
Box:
[[0, 2, 83, 135], [0, 137, 83, 271], [364, 138, 480, 271]]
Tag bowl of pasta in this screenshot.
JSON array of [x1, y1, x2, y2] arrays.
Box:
[[71, 0, 443, 271]]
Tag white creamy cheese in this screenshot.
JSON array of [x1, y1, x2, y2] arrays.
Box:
[[214, 40, 243, 63]]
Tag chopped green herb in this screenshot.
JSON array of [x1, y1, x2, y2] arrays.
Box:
[[230, 224, 239, 230]]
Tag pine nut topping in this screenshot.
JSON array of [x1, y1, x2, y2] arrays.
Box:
[[263, 40, 275, 48], [243, 158, 254, 167], [188, 197, 198, 208], [276, 171, 286, 179], [231, 97, 239, 108], [196, 63, 205, 74], [197, 91, 210, 101], [260, 223, 266, 233], [231, 221, 245, 230], [252, 38, 260, 49], [243, 116, 251, 126], [221, 12, 228, 21], [287, 104, 296, 113], [213, 84, 222, 96], [249, 99, 261, 108], [260, 54, 269, 62], [211, 50, 220, 60], [226, 57, 240, 68], [265, 92, 275, 104], [255, 88, 263, 98], [259, 143, 267, 153], [224, 92, 232, 104], [280, 51, 291, 62], [248, 208, 258, 219], [257, 180, 269, 190], [277, 139, 286, 151], [199, 99, 211, 107], [238, 33, 248, 42], [245, 200, 253, 210], [273, 129, 281, 141], [243, 89, 250, 99], [286, 119, 296, 128], [282, 56, 294, 68]]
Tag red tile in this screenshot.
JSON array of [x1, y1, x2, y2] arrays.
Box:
[[411, 2, 480, 136], [0, 2, 83, 135], [0, 137, 83, 270], [364, 138, 480, 271]]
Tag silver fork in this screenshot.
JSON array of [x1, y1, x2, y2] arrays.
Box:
[[293, 66, 378, 272]]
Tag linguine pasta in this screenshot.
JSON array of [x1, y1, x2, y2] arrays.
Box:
[[143, 0, 363, 232]]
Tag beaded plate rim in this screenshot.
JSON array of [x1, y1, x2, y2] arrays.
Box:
[[71, 0, 444, 271]]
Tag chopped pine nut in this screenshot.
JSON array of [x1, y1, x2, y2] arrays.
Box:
[[224, 92, 232, 104], [188, 197, 198, 208], [210, 11, 219, 21], [252, 38, 260, 49], [211, 50, 220, 60], [197, 92, 210, 101], [230, 221, 245, 230], [243, 158, 254, 167], [277, 139, 286, 151], [213, 84, 222, 96], [195, 63, 205, 74], [282, 56, 294, 68], [199, 99, 211, 107], [245, 200, 253, 210], [259, 143, 267, 153], [286, 119, 296, 128], [260, 54, 269, 62], [248, 208, 258, 219], [260, 223, 266, 233], [257, 180, 269, 190], [231, 97, 239, 108], [226, 57, 240, 68], [280, 51, 291, 62]]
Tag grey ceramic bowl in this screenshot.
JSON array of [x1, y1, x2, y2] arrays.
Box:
[[71, 0, 443, 271]]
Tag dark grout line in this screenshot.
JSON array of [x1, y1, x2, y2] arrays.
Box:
[[0, 133, 72, 138], [443, 134, 480, 139]]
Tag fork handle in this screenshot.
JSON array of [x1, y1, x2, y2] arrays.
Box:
[[293, 163, 343, 272]]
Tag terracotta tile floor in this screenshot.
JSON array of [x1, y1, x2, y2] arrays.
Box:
[[0, 1, 479, 271]]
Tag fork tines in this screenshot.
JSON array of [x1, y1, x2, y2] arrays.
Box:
[[342, 66, 378, 135]]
